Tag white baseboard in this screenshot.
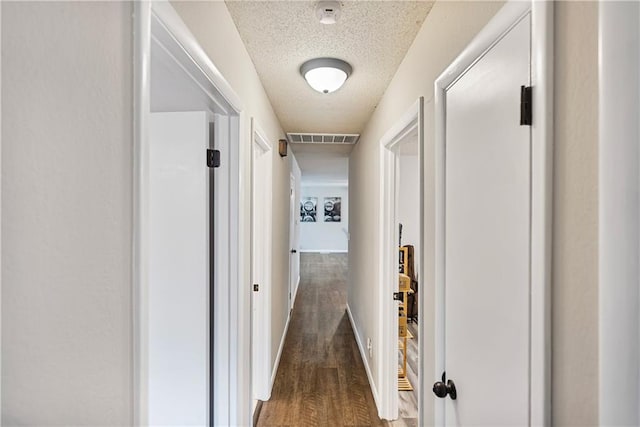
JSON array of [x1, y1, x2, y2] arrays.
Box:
[[292, 275, 300, 305], [346, 304, 380, 411], [270, 310, 292, 389]]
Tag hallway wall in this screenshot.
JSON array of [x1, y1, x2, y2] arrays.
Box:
[[170, 1, 296, 408], [552, 2, 599, 424], [300, 184, 349, 253], [348, 1, 599, 424], [2, 3, 134, 424]]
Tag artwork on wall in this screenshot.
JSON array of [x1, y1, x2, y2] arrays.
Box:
[[324, 197, 342, 222], [300, 197, 317, 222]]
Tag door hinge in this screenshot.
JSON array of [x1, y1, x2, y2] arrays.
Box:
[[253, 284, 259, 292], [207, 149, 221, 168], [520, 85, 532, 126]]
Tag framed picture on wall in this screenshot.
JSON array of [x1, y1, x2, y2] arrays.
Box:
[[300, 197, 317, 222], [324, 197, 341, 222]]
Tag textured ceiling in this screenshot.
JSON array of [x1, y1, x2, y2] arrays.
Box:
[[226, 1, 434, 135]]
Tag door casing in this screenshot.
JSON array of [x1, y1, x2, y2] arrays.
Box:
[[378, 98, 424, 421], [434, 1, 553, 425], [251, 119, 273, 403]]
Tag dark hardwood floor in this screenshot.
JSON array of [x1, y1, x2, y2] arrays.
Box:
[[256, 253, 385, 427]]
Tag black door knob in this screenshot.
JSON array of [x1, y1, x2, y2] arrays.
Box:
[[433, 372, 457, 400], [432, 381, 448, 398], [291, 249, 297, 254]]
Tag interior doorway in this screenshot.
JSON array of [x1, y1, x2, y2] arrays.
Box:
[[251, 120, 273, 406], [379, 98, 424, 422], [134, 3, 248, 426], [289, 173, 300, 312], [396, 131, 421, 420]]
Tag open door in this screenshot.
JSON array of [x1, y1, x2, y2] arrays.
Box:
[[148, 112, 212, 425]]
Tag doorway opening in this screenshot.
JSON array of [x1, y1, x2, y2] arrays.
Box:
[[251, 120, 273, 410], [134, 3, 248, 426], [289, 173, 300, 313], [379, 99, 424, 423], [296, 151, 350, 257]]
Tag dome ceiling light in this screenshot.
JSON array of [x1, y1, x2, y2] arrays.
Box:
[[300, 58, 353, 94]]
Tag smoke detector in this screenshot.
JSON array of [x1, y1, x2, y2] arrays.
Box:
[[315, 1, 341, 25]]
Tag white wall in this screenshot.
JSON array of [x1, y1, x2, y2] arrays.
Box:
[[2, 2, 133, 424], [398, 154, 420, 279], [349, 1, 600, 423], [2, 1, 295, 424], [598, 2, 640, 423], [300, 185, 349, 253], [552, 3, 599, 423]]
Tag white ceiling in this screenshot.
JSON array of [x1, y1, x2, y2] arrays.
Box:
[[226, 1, 434, 135], [226, 1, 433, 183]]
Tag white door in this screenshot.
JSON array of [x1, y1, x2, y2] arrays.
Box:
[[148, 111, 211, 425], [439, 14, 531, 425], [289, 174, 299, 311], [251, 129, 272, 402]]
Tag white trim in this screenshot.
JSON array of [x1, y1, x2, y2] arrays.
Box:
[[134, 2, 250, 426], [270, 312, 292, 388], [292, 275, 301, 304], [150, 2, 242, 113], [529, 3, 554, 424], [253, 123, 272, 151], [132, 3, 151, 425], [434, 1, 553, 425], [0, 2, 3, 420], [250, 118, 273, 402], [378, 98, 423, 421], [598, 2, 640, 424], [346, 304, 380, 411]]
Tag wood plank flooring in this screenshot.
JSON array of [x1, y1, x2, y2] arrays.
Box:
[[257, 253, 384, 427]]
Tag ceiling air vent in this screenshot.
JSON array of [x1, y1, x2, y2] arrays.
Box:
[[287, 133, 360, 145]]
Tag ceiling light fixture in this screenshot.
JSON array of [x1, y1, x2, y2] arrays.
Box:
[[300, 58, 352, 94]]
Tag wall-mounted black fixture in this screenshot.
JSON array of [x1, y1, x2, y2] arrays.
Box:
[[278, 139, 288, 157]]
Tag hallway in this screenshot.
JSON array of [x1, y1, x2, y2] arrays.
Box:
[[256, 253, 384, 426]]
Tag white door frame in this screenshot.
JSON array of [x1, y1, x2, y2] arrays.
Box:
[[134, 2, 250, 426], [434, 1, 553, 425], [598, 2, 640, 424], [0, 3, 3, 419], [251, 119, 273, 402], [378, 98, 424, 420], [288, 173, 297, 312]]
